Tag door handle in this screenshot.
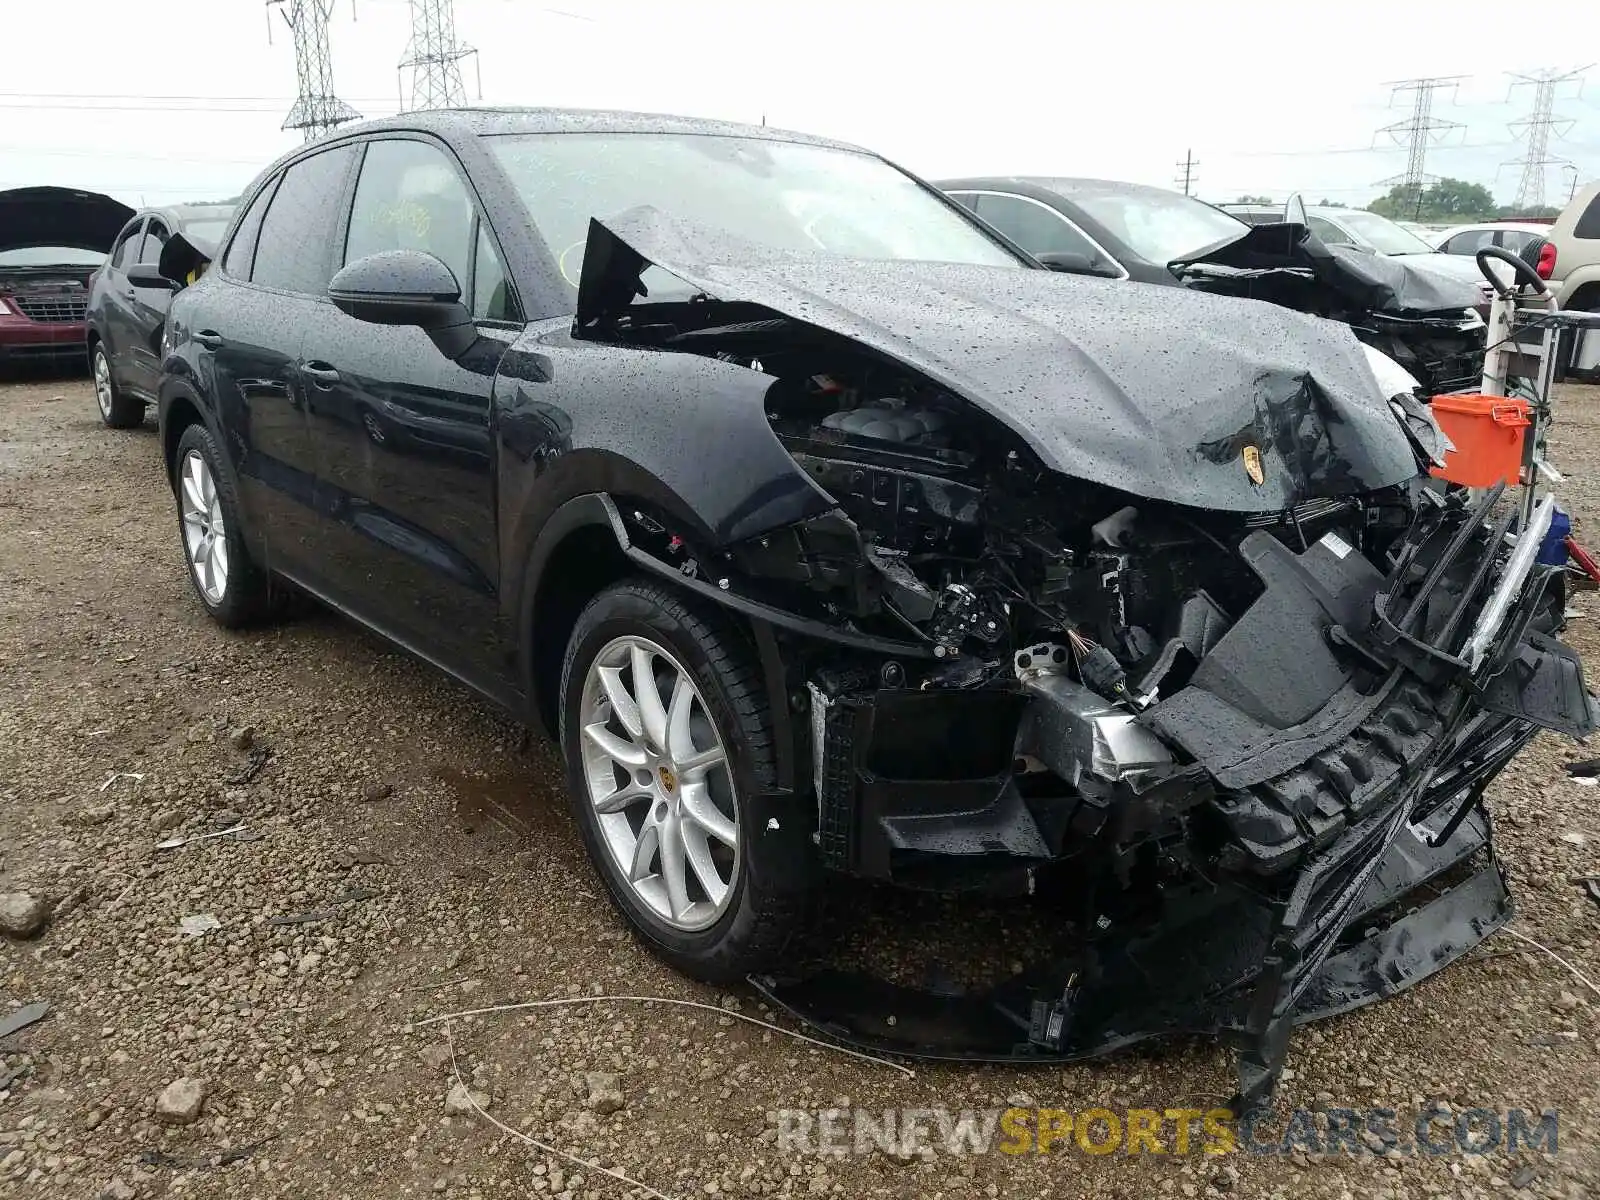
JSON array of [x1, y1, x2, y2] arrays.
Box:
[[195, 330, 224, 350], [301, 362, 341, 388]]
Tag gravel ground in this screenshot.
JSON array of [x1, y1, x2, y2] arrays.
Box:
[[2, 371, 1598, 1200]]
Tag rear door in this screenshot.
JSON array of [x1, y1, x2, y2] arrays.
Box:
[[201, 144, 360, 579], [299, 134, 517, 689]]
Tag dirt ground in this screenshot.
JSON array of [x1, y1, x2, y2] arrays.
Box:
[[2, 370, 1598, 1200]]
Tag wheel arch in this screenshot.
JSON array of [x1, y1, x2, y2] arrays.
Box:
[[519, 493, 802, 794], [158, 378, 213, 485]]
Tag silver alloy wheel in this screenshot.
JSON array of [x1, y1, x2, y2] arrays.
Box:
[[179, 449, 229, 604], [93, 350, 113, 420], [579, 634, 739, 932]]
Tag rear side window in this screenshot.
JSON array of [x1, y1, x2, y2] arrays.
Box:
[[1575, 193, 1600, 239], [252, 144, 359, 294], [221, 180, 278, 279]]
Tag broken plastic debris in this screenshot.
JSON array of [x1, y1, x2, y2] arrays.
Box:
[[99, 771, 146, 793], [155, 824, 252, 851], [179, 913, 221, 937], [0, 1001, 50, 1039]]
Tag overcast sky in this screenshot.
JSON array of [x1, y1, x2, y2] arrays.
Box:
[[5, 0, 1600, 210]]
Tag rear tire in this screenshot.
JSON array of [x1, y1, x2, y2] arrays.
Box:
[[172, 423, 284, 628], [559, 579, 814, 982], [93, 344, 143, 429]]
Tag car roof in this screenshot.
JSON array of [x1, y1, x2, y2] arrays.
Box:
[[131, 203, 236, 229], [941, 175, 1196, 202], [308, 106, 864, 153]]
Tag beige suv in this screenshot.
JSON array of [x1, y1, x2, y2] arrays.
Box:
[[1547, 180, 1600, 312]]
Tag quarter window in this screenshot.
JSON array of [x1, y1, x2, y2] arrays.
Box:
[[251, 144, 359, 294], [472, 223, 516, 321], [221, 179, 277, 279], [1573, 192, 1600, 239], [344, 138, 475, 293]]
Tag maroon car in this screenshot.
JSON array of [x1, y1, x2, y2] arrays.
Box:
[[0, 186, 133, 370]]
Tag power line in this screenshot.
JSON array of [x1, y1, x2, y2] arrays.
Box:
[[267, 0, 362, 141], [1504, 66, 1590, 209], [400, 0, 480, 111], [1174, 149, 1198, 196], [1374, 76, 1465, 215]]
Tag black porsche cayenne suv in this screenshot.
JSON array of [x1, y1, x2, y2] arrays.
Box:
[[155, 108, 1592, 1110]]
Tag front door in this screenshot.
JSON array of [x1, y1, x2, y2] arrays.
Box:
[[125, 217, 174, 398], [299, 136, 518, 692]]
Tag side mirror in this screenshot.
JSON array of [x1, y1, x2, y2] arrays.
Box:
[[328, 249, 476, 359], [127, 263, 182, 291], [1036, 250, 1120, 279]]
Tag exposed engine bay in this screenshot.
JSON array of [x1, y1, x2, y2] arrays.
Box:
[[574, 208, 1597, 1115]]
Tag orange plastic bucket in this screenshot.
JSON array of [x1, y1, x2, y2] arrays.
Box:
[[1427, 394, 1530, 488]]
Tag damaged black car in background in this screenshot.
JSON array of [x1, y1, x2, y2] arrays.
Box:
[[156, 110, 1594, 1116], [939, 176, 1491, 396]]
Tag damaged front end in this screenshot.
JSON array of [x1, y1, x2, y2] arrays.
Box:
[[574, 210, 1596, 1112]]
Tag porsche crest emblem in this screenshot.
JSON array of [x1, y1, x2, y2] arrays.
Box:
[[1242, 445, 1265, 486]]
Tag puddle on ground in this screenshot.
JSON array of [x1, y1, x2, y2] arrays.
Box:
[[434, 763, 569, 840]]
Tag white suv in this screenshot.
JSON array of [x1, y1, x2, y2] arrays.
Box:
[[1546, 180, 1600, 313]]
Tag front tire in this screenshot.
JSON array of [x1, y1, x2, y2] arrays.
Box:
[[93, 344, 143, 429], [172, 423, 283, 628], [559, 579, 813, 982]]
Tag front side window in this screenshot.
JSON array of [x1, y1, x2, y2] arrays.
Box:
[[345, 138, 475, 291], [111, 219, 145, 270], [1328, 210, 1435, 255], [1308, 216, 1354, 247], [971, 193, 1102, 261], [1440, 229, 1492, 254], [485, 132, 1022, 295], [138, 220, 169, 266], [251, 144, 359, 294], [1061, 186, 1246, 264]]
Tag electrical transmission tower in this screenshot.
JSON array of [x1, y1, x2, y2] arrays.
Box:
[[1374, 76, 1464, 216], [268, 0, 360, 142], [1504, 66, 1590, 210], [400, 0, 479, 112], [1174, 150, 1198, 197]]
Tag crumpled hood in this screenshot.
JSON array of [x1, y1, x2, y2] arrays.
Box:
[[0, 186, 133, 254], [1171, 222, 1484, 315], [576, 207, 1420, 513]]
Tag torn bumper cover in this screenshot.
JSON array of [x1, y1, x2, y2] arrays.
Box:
[[757, 485, 1594, 1112]]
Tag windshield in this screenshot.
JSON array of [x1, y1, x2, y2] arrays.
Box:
[[1064, 187, 1247, 265], [1326, 210, 1435, 255], [485, 132, 1022, 292], [0, 246, 105, 268]]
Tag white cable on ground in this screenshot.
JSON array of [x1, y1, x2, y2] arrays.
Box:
[[415, 992, 915, 1077]]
